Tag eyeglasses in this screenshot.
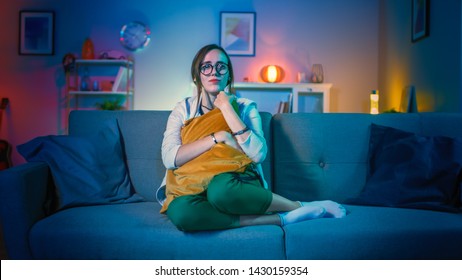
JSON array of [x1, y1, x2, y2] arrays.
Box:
[[199, 62, 229, 76]]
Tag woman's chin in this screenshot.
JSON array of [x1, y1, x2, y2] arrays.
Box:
[[204, 87, 224, 95]]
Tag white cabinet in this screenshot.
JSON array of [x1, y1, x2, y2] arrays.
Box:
[[234, 82, 332, 114], [66, 59, 134, 112]]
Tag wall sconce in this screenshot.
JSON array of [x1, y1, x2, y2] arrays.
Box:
[[370, 90, 379, 114], [260, 65, 284, 83]]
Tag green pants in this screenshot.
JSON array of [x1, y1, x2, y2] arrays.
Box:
[[166, 168, 273, 231]]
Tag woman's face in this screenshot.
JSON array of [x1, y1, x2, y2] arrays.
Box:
[[199, 49, 230, 95]]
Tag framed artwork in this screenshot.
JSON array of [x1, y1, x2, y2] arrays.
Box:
[[19, 11, 55, 55], [411, 0, 429, 42], [220, 12, 256, 56]]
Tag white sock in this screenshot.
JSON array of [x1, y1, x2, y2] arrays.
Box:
[[299, 200, 347, 218], [277, 206, 326, 226]]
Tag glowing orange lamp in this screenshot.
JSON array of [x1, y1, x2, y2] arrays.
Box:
[[260, 65, 284, 83]]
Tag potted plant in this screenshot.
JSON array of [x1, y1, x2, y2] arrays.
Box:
[[96, 97, 125, 110]]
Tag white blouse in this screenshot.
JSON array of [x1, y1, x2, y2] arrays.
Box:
[[156, 94, 269, 205]]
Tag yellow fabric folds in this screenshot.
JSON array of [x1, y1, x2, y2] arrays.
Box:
[[161, 108, 252, 213]]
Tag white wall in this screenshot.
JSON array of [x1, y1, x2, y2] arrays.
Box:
[[1, 0, 378, 166]]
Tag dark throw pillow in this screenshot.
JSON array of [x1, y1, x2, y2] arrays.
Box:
[[348, 123, 462, 213], [18, 119, 143, 210]]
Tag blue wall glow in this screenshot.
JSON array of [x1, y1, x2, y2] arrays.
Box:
[[0, 0, 460, 167]]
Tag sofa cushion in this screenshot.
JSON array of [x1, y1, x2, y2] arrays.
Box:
[[69, 110, 171, 201], [348, 123, 462, 212], [284, 205, 462, 260], [29, 202, 285, 260], [17, 119, 142, 210]]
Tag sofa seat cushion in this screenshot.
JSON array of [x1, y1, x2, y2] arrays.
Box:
[[29, 202, 285, 260], [284, 205, 462, 260]]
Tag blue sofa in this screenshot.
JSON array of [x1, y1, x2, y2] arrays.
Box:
[[0, 110, 461, 260]]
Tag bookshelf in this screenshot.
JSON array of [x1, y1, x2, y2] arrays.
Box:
[[234, 82, 332, 114], [66, 59, 134, 112]]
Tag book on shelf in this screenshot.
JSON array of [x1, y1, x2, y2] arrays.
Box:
[[287, 93, 293, 113], [277, 93, 293, 113], [112, 66, 133, 92], [277, 101, 284, 113]]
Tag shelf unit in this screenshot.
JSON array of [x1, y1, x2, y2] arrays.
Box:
[[234, 82, 332, 114], [66, 59, 134, 114]]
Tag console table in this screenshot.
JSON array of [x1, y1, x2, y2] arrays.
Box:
[[234, 82, 333, 113]]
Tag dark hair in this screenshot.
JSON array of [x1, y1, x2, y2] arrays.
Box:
[[191, 44, 235, 96]]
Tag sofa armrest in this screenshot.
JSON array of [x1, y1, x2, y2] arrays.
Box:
[[0, 162, 52, 259]]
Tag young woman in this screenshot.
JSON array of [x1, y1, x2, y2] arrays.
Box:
[[158, 44, 346, 231]]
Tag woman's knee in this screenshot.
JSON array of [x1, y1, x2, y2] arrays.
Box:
[[208, 172, 272, 215], [207, 173, 243, 211], [167, 197, 201, 231], [166, 194, 239, 231]]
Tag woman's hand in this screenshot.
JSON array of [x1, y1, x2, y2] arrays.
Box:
[[214, 91, 235, 111], [215, 131, 243, 152]]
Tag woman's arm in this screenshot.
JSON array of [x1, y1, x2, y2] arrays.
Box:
[[162, 97, 241, 168], [174, 134, 216, 167], [214, 91, 250, 140], [163, 93, 267, 168], [161, 101, 185, 169], [214, 92, 267, 163]]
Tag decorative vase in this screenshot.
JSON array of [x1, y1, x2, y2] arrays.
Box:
[[311, 64, 324, 83], [297, 72, 307, 83], [82, 38, 95, 59], [80, 68, 91, 91]]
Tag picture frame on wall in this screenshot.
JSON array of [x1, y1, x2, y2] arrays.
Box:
[[220, 12, 256, 56], [19, 11, 55, 55], [411, 0, 429, 42]]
